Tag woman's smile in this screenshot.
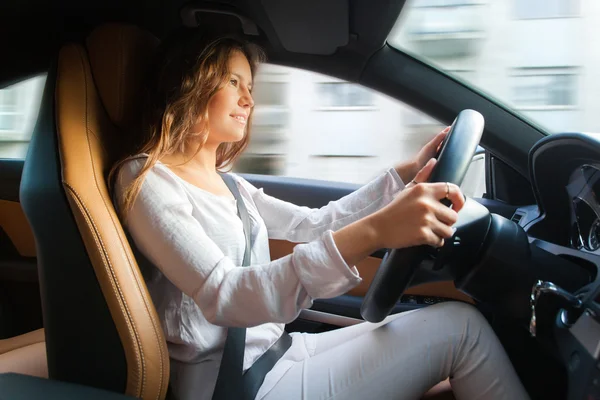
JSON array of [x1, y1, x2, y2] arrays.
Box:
[[231, 113, 248, 125]]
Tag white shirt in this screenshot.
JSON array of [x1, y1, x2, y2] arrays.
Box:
[[115, 155, 405, 399]]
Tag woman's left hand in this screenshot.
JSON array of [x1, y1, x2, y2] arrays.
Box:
[[395, 126, 450, 184]]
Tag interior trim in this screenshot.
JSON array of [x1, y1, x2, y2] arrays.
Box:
[[299, 309, 362, 327], [270, 239, 474, 303], [0, 200, 36, 257]]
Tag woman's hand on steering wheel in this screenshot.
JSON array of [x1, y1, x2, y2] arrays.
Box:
[[395, 126, 450, 183], [361, 110, 484, 323], [369, 158, 465, 250]]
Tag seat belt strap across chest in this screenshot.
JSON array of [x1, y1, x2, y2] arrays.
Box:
[[213, 173, 291, 400]]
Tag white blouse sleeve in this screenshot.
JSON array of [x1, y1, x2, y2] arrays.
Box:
[[116, 162, 362, 328], [236, 168, 405, 243]]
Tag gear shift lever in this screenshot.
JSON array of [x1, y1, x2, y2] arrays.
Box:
[[529, 280, 583, 337]]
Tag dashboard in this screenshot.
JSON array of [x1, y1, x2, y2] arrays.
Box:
[[523, 133, 600, 255], [516, 133, 600, 400], [568, 164, 600, 253]]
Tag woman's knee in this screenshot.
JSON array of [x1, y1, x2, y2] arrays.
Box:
[[384, 301, 483, 328], [432, 302, 494, 350], [402, 301, 489, 336], [438, 301, 484, 319], [437, 301, 488, 327], [381, 301, 490, 341]]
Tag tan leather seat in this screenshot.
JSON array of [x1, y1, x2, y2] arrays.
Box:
[[20, 24, 169, 399], [57, 24, 169, 399]]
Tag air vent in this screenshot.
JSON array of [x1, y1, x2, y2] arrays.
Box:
[[511, 212, 524, 225]]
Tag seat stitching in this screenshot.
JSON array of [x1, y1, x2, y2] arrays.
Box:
[[80, 45, 146, 393], [116, 221, 167, 400], [85, 39, 166, 399], [102, 29, 167, 399], [63, 183, 143, 389], [72, 46, 145, 395], [98, 34, 161, 398]]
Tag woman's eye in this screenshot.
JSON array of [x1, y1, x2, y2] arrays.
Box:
[[230, 78, 238, 86]]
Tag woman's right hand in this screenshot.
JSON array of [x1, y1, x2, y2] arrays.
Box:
[[368, 158, 465, 250], [332, 158, 465, 267]]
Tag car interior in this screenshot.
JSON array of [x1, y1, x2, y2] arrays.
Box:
[[1, 1, 599, 399]]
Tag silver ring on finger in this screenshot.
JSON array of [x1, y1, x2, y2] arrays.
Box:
[[445, 182, 450, 199]]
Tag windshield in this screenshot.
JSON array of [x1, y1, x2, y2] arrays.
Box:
[[388, 0, 600, 134]]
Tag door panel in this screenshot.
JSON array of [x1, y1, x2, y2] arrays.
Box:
[[0, 160, 36, 260], [0, 159, 42, 338]]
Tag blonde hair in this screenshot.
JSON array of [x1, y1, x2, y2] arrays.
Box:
[[109, 31, 265, 222]]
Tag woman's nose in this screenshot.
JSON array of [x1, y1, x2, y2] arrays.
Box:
[[239, 88, 254, 108]]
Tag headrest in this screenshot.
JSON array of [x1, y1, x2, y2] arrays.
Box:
[[86, 24, 160, 132]]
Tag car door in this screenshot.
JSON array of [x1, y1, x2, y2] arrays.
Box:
[[0, 75, 45, 338]]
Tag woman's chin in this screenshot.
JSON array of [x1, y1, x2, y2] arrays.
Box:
[[209, 128, 247, 144], [225, 131, 247, 143]]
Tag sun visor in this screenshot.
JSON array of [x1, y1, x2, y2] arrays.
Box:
[[261, 0, 349, 55]]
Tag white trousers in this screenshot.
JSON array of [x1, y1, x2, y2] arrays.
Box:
[[256, 302, 531, 400]]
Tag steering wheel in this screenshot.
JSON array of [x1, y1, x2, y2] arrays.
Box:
[[360, 109, 485, 323]]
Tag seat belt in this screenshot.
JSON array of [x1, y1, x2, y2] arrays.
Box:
[[213, 173, 291, 400]]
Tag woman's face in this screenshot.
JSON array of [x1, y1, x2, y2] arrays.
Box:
[[204, 51, 254, 146]]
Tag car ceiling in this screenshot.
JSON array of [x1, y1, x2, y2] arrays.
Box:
[[0, 0, 407, 87]]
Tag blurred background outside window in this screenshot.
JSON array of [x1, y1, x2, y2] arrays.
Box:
[[0, 75, 45, 159], [4, 0, 599, 200], [390, 0, 596, 134]]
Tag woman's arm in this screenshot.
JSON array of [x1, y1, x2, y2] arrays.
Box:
[[238, 129, 449, 244], [117, 162, 361, 328], [333, 159, 465, 266], [118, 158, 463, 328], [237, 167, 405, 243]]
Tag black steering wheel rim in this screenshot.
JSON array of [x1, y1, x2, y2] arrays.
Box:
[[360, 109, 485, 323]]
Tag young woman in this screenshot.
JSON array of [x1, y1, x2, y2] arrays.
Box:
[[111, 31, 530, 400]]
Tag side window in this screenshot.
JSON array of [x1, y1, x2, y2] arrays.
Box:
[[0, 75, 46, 159], [239, 64, 486, 197], [236, 65, 290, 175]]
